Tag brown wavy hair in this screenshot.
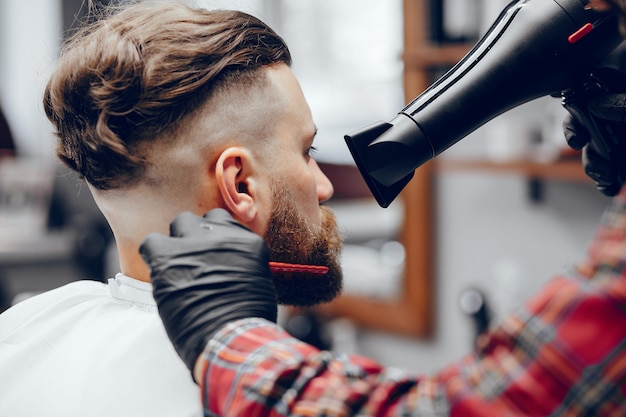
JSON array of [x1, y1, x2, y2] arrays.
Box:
[[43, 2, 291, 190]]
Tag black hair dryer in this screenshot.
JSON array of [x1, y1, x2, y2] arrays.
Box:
[[345, 0, 624, 208]]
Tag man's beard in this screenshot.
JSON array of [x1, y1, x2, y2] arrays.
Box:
[[263, 181, 343, 307]]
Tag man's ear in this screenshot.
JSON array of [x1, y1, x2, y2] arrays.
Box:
[[214, 147, 259, 223]]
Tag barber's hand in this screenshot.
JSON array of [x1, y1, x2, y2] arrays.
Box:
[[139, 209, 277, 373], [563, 112, 626, 196], [563, 67, 626, 197]]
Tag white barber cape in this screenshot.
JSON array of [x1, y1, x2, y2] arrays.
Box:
[[0, 274, 202, 417]]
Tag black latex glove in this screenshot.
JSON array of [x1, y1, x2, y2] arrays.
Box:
[[562, 67, 626, 196], [139, 209, 277, 373]]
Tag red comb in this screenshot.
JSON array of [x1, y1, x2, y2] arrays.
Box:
[[268, 262, 329, 275]]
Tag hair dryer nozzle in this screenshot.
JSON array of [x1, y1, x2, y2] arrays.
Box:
[[345, 114, 432, 207]]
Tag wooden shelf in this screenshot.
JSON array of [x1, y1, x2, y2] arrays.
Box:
[[436, 157, 593, 183], [403, 43, 473, 69]]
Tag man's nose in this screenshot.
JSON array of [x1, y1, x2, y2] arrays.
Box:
[[312, 160, 334, 203]]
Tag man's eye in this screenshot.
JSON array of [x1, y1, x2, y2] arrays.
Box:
[[307, 146, 318, 156]]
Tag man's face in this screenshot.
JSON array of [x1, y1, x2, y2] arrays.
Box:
[[258, 65, 343, 306], [264, 180, 343, 306]]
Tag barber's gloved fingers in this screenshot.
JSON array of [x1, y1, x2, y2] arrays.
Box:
[[597, 183, 622, 197], [139, 230, 217, 273], [141, 209, 267, 267], [141, 208, 277, 374], [203, 207, 248, 228], [139, 211, 207, 267], [586, 67, 626, 123], [563, 112, 590, 150], [139, 232, 169, 265], [588, 93, 626, 122], [168, 211, 208, 237], [169, 209, 248, 238], [593, 66, 626, 92], [582, 146, 622, 197]]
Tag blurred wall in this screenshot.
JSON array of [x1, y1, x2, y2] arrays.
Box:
[[0, 0, 61, 158]]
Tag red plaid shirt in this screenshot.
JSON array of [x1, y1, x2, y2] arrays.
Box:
[[198, 192, 626, 416]]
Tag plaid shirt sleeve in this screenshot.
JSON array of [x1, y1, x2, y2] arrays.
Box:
[[198, 192, 626, 417]]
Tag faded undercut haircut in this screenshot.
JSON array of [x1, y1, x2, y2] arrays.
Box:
[[43, 1, 291, 190]]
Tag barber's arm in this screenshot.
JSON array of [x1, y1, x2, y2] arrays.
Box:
[[140, 209, 625, 416], [139, 210, 438, 414]]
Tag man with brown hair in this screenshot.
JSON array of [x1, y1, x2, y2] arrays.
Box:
[[0, 2, 342, 416]]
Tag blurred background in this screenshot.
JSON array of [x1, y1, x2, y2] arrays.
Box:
[[0, 0, 619, 374]]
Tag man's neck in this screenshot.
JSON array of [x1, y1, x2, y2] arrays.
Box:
[[117, 241, 151, 282]]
